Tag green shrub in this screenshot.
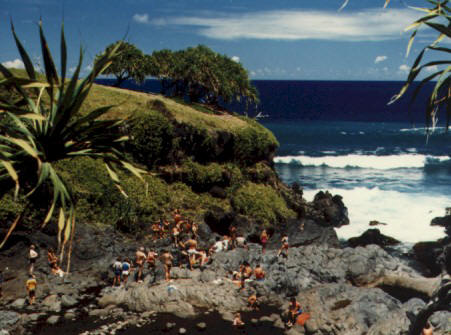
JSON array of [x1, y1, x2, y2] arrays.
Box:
[[233, 122, 278, 165], [231, 182, 295, 225], [128, 110, 178, 168]]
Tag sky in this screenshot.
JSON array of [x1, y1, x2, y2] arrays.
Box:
[[0, 0, 447, 80]]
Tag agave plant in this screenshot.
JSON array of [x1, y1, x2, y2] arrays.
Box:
[[341, 0, 451, 131], [388, 0, 451, 132], [0, 21, 145, 271]]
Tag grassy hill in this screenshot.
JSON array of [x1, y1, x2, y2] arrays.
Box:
[[0, 70, 299, 235]]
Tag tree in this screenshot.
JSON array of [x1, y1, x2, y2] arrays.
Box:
[[96, 41, 147, 87], [0, 22, 145, 272], [148, 45, 259, 110]]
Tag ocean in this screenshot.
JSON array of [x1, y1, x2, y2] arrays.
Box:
[[97, 79, 451, 243]]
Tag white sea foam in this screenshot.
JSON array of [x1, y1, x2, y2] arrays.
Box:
[[274, 154, 450, 170], [303, 188, 449, 243]]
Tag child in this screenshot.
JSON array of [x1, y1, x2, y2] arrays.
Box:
[[26, 275, 37, 305]]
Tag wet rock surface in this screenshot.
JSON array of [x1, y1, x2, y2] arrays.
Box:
[[0, 192, 450, 335]]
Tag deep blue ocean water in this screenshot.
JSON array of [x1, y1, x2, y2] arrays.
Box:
[[97, 79, 450, 242]]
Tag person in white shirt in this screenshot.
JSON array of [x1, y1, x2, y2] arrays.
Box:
[[28, 245, 39, 275]]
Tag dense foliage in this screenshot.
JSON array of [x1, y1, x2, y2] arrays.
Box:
[[149, 45, 259, 109], [95, 41, 148, 87]]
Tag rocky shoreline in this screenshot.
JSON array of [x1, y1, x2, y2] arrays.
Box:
[[1, 192, 450, 335]]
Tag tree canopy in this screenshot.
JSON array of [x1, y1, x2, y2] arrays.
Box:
[[149, 45, 259, 110], [96, 41, 148, 87]]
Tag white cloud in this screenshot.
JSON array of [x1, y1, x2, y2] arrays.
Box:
[[155, 8, 419, 41], [2, 58, 25, 69], [231, 56, 240, 63], [374, 55, 387, 64], [84, 64, 93, 72], [133, 13, 150, 24], [425, 65, 438, 73], [398, 64, 410, 74]]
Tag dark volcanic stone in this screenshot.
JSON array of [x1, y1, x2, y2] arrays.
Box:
[[412, 241, 444, 276], [348, 229, 400, 248], [312, 191, 349, 228]]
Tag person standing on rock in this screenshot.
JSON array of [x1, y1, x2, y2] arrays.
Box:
[[229, 225, 237, 249], [112, 257, 122, 287], [240, 262, 253, 290], [161, 250, 174, 282], [135, 247, 146, 283], [277, 235, 289, 257], [172, 226, 180, 247], [122, 258, 131, 287], [260, 229, 269, 254], [422, 322, 434, 335], [185, 237, 198, 270], [26, 274, 37, 305], [146, 249, 158, 270], [28, 244, 39, 275]]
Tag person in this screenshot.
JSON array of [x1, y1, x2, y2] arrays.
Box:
[[185, 237, 198, 270], [26, 275, 37, 305], [135, 247, 146, 283], [112, 257, 122, 287], [146, 249, 158, 270], [233, 312, 245, 327], [163, 219, 171, 237], [236, 234, 248, 250], [247, 293, 259, 310], [161, 250, 174, 282], [209, 237, 224, 254], [197, 250, 209, 267], [151, 222, 161, 241], [254, 264, 266, 281], [240, 262, 253, 290], [47, 248, 62, 276], [28, 244, 39, 275], [122, 258, 131, 287], [222, 235, 231, 251], [229, 225, 237, 249], [173, 209, 182, 225], [422, 322, 434, 335], [191, 222, 198, 238], [260, 229, 269, 254], [172, 226, 180, 247], [287, 297, 302, 327], [278, 235, 289, 257]]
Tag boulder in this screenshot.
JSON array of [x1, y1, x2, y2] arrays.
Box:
[[348, 229, 400, 248], [46, 315, 60, 325], [413, 241, 444, 276], [311, 191, 349, 228], [0, 310, 20, 329], [42, 295, 62, 313], [196, 322, 207, 331]]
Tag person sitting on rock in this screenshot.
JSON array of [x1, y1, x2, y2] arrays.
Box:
[[277, 235, 289, 257], [161, 250, 174, 282], [47, 248, 61, 274], [146, 249, 158, 270], [240, 262, 253, 290], [247, 293, 259, 310], [260, 229, 269, 254], [112, 257, 122, 287], [231, 271, 241, 287], [286, 297, 302, 328], [209, 237, 224, 254], [233, 312, 245, 327], [26, 274, 37, 305], [135, 247, 146, 283], [236, 234, 248, 250], [422, 322, 434, 335], [28, 244, 39, 275], [197, 250, 209, 267], [122, 258, 131, 287], [254, 264, 266, 281]]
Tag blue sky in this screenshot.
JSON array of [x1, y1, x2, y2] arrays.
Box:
[[0, 0, 446, 80]]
